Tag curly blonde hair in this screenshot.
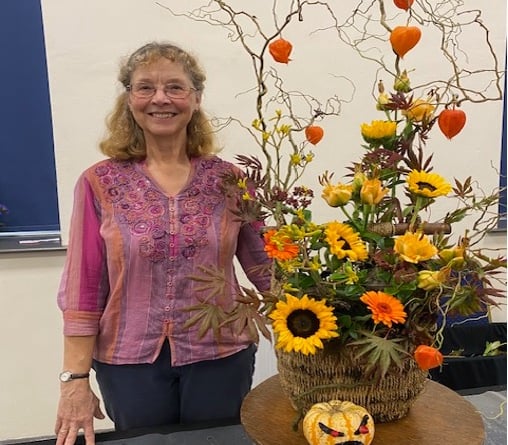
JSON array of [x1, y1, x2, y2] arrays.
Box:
[[99, 42, 219, 160]]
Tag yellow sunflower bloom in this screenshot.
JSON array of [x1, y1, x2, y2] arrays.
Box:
[[269, 294, 339, 355], [407, 170, 452, 198], [325, 222, 368, 262], [360, 120, 397, 144], [360, 291, 407, 328], [263, 229, 299, 261], [394, 231, 438, 263]]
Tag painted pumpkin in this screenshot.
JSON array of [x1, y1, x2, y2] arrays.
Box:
[[390, 26, 421, 58], [303, 400, 375, 445], [438, 108, 467, 140]]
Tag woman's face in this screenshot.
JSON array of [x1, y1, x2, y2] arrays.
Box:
[[127, 57, 201, 144]]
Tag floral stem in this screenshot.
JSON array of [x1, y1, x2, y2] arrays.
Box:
[[341, 206, 362, 232], [409, 196, 424, 231]]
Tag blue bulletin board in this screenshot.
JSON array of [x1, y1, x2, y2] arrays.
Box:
[[0, 0, 59, 233]]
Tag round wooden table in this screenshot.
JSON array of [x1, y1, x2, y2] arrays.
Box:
[[241, 375, 485, 444]]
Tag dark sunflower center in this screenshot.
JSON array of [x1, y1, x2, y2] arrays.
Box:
[[286, 309, 320, 338], [337, 237, 351, 250], [416, 181, 437, 192]]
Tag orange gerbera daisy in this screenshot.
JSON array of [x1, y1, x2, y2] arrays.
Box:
[[360, 291, 407, 328], [263, 229, 299, 261]]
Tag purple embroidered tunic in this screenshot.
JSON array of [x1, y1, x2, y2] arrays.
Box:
[[58, 156, 272, 366]]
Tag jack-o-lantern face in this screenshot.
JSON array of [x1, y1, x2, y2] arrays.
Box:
[[303, 400, 375, 445]]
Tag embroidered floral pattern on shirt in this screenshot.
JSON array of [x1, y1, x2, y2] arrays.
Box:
[[179, 157, 229, 259], [95, 158, 230, 262]]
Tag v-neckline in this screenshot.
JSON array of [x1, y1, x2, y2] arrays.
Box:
[[137, 157, 197, 198]]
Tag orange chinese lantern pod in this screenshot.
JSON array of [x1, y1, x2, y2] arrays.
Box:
[[393, 0, 415, 10], [305, 125, 324, 145], [389, 26, 421, 58], [268, 38, 293, 64], [414, 345, 444, 371], [438, 108, 467, 140]]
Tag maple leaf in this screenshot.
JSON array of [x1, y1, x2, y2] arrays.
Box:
[[350, 332, 409, 380], [223, 286, 273, 343], [188, 265, 227, 302], [183, 302, 229, 340]]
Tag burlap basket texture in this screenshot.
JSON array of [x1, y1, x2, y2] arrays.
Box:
[[275, 341, 427, 423]]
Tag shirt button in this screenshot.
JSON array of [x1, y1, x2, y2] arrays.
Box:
[[164, 306, 170, 311]]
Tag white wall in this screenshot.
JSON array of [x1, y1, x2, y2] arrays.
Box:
[[0, 0, 506, 441]]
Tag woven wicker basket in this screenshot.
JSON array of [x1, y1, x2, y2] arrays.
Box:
[[275, 340, 427, 423]]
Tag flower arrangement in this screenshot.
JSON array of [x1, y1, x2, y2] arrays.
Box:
[[167, 1, 506, 378], [261, 85, 505, 376]]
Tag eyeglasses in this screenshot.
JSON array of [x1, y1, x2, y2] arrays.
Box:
[[126, 83, 197, 100]]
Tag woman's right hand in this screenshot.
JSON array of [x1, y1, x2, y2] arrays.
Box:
[[55, 380, 105, 445]]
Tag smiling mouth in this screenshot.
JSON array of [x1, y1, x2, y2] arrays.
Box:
[[149, 112, 176, 119]]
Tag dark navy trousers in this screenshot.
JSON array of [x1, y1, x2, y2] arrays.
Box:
[[92, 341, 256, 431]]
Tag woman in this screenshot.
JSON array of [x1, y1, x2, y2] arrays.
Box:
[[55, 42, 271, 445]]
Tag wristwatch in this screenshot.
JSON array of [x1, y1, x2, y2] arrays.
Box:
[[59, 370, 90, 382]]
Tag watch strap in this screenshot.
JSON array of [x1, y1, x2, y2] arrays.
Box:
[[69, 372, 90, 379], [59, 370, 90, 382]]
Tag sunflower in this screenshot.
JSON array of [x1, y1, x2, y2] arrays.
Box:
[[360, 291, 407, 328], [263, 228, 299, 261], [360, 120, 397, 144], [269, 294, 339, 355], [394, 231, 438, 263], [406, 170, 452, 198], [324, 221, 368, 261]]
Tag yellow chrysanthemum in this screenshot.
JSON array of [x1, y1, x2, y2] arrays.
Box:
[[324, 222, 368, 262], [360, 291, 407, 328], [360, 120, 397, 144], [269, 294, 339, 355], [394, 231, 438, 263], [407, 170, 452, 198], [263, 229, 299, 261]]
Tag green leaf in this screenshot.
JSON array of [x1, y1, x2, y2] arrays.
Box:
[[483, 341, 506, 357], [350, 332, 409, 379], [338, 314, 352, 328]]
